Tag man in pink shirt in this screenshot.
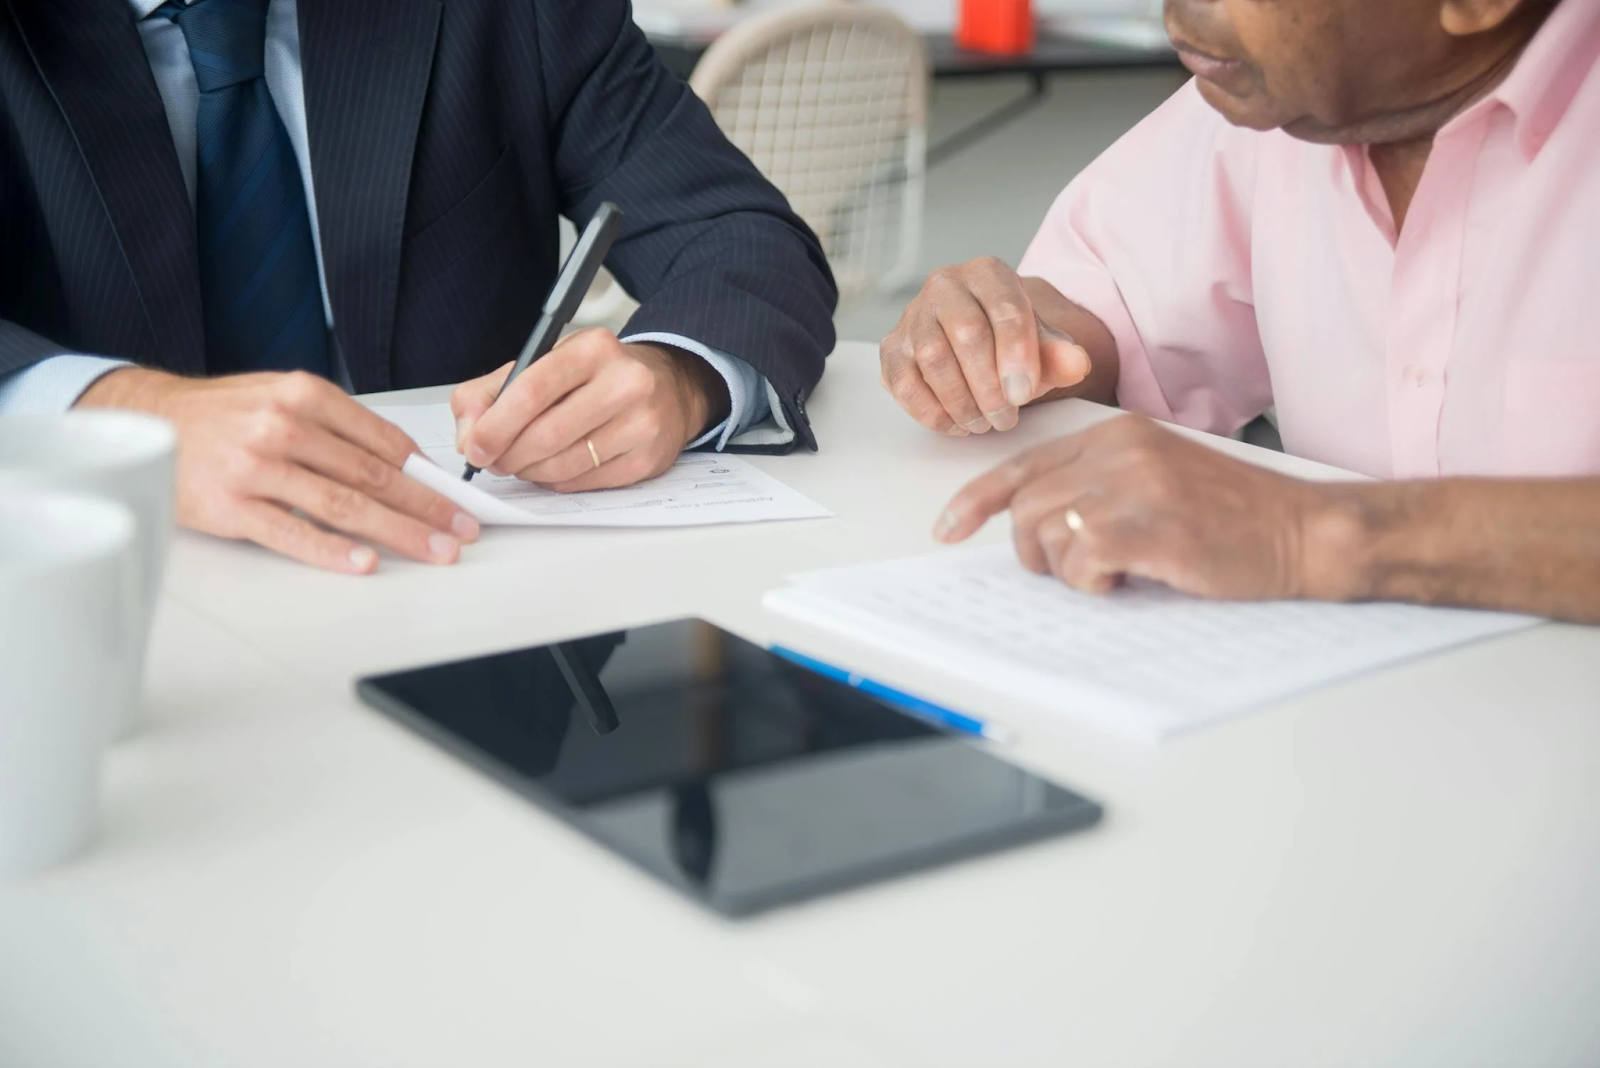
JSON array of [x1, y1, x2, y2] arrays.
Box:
[[883, 0, 1600, 622]]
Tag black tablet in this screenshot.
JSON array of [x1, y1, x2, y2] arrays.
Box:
[[357, 619, 1102, 917]]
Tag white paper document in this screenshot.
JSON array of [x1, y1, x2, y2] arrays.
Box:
[[763, 544, 1540, 743], [372, 403, 831, 528]]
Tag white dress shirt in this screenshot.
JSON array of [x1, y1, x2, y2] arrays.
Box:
[[0, 0, 774, 450]]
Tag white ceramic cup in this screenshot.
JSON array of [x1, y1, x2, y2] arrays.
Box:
[[0, 412, 177, 739], [0, 491, 136, 876]]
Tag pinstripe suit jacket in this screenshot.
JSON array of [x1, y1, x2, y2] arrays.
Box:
[[0, 0, 837, 449]]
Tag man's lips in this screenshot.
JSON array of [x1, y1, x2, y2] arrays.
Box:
[[1170, 37, 1246, 84]]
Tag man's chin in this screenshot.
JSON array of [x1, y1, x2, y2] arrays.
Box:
[[1193, 78, 1290, 132]]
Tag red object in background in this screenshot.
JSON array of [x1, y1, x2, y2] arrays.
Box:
[[956, 0, 1035, 55]]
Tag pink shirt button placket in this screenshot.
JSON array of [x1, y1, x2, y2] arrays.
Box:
[[1383, 120, 1485, 480]]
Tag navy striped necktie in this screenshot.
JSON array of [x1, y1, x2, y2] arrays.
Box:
[[157, 0, 329, 376]]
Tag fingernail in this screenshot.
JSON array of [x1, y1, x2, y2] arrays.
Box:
[[1003, 374, 1032, 406], [451, 512, 481, 541], [985, 406, 1019, 432], [428, 532, 459, 562], [945, 425, 970, 437], [349, 546, 377, 572], [465, 445, 490, 467], [962, 418, 990, 435], [455, 417, 475, 454], [1069, 345, 1092, 381], [933, 509, 960, 542]]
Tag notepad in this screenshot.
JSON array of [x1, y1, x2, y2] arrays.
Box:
[[373, 403, 831, 528], [763, 545, 1540, 743]]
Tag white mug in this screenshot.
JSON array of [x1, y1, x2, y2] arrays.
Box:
[[0, 412, 177, 739], [0, 492, 136, 876]]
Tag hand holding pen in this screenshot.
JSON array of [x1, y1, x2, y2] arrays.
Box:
[[458, 203, 625, 482], [450, 204, 733, 493]]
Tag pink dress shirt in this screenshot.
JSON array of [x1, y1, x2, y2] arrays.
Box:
[[1019, 0, 1600, 480]]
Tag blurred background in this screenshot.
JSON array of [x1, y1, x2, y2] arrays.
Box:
[[573, 0, 1188, 347]]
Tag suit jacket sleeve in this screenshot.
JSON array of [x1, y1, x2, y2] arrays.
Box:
[[533, 0, 838, 451], [0, 320, 72, 378]]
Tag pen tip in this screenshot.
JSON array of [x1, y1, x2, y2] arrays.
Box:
[[461, 466, 477, 483]]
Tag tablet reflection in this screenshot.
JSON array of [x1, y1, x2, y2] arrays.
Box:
[[374, 632, 626, 779], [669, 782, 717, 887]]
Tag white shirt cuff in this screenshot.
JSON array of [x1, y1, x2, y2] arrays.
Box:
[[0, 355, 133, 415], [620, 332, 787, 451]]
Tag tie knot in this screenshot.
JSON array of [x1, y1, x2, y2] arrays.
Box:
[[158, 0, 270, 92]]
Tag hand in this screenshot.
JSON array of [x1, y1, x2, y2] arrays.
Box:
[[77, 368, 480, 574], [451, 330, 729, 492], [933, 416, 1362, 600], [881, 257, 1094, 437]]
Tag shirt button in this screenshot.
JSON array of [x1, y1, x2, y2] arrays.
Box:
[[1403, 365, 1431, 388]]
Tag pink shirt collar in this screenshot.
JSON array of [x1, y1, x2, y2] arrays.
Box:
[[1446, 0, 1600, 159]]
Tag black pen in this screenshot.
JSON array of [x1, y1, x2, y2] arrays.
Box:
[[462, 202, 625, 482]]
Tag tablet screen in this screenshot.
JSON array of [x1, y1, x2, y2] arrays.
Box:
[[358, 619, 1101, 915]]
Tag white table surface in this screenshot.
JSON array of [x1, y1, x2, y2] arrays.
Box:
[[4, 342, 1599, 1068]]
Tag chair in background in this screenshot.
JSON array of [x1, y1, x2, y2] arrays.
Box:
[[689, 2, 929, 300], [574, 1, 928, 330]]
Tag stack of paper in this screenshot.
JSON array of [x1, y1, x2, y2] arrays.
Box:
[[763, 545, 1539, 743], [373, 403, 831, 529]]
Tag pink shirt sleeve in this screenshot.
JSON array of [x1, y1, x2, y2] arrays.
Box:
[[1018, 82, 1272, 436]]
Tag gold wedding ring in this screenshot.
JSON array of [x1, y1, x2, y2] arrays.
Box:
[[1064, 507, 1086, 534], [586, 438, 602, 470]]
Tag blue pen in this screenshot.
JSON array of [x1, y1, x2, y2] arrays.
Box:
[[771, 646, 1013, 743]]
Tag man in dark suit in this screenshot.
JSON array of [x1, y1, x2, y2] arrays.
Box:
[[0, 0, 837, 573]]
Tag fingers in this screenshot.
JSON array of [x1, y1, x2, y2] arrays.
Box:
[[967, 258, 1040, 410], [287, 424, 480, 543], [932, 280, 1013, 432], [491, 365, 644, 476], [535, 407, 670, 492], [462, 334, 697, 490], [934, 434, 1088, 543], [908, 333, 986, 435], [1038, 319, 1094, 393], [1009, 469, 1080, 575], [464, 335, 608, 471], [911, 285, 990, 435], [102, 369, 484, 576], [1006, 469, 1107, 588], [232, 499, 379, 575], [451, 362, 512, 453], [270, 371, 420, 470], [511, 404, 630, 486], [1037, 506, 1121, 595], [1056, 535, 1123, 596], [978, 472, 1125, 594], [880, 331, 966, 436], [882, 258, 1047, 436], [1015, 511, 1053, 575], [250, 459, 463, 565]]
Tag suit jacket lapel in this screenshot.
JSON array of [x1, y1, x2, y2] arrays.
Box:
[[299, 0, 442, 393], [9, 0, 205, 374]]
